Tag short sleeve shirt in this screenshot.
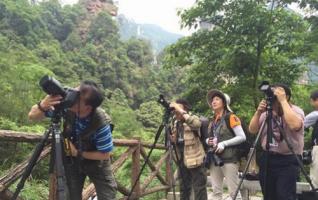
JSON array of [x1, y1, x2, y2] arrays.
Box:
[[259, 104, 304, 155]]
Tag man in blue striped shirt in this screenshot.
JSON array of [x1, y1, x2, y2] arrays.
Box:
[[28, 80, 117, 200]]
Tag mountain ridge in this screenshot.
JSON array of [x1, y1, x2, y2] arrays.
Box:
[[117, 14, 183, 53]]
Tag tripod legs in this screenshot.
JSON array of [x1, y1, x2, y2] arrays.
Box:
[[127, 110, 177, 200], [11, 122, 67, 200], [166, 125, 177, 200], [11, 129, 51, 200], [127, 123, 165, 199], [233, 120, 266, 200], [51, 123, 67, 200]]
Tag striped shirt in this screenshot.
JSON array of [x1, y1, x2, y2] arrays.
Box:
[[46, 111, 113, 153], [73, 116, 114, 153]]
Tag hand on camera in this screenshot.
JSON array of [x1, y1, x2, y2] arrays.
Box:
[[215, 142, 225, 153], [40, 95, 63, 111], [207, 137, 217, 147], [273, 87, 287, 103], [170, 132, 177, 143], [256, 100, 267, 114], [169, 102, 183, 113], [68, 141, 78, 157]]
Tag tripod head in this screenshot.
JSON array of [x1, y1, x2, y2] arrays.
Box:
[[157, 94, 174, 124]]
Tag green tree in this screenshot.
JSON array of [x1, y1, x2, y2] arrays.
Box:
[[164, 0, 308, 116]]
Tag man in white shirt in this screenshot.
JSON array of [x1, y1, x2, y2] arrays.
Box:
[[304, 90, 318, 188]]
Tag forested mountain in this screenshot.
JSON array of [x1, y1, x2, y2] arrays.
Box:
[[117, 14, 182, 53], [0, 0, 184, 130], [0, 1, 184, 198]]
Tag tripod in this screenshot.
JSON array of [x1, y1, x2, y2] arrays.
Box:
[[233, 104, 316, 200], [11, 111, 67, 200], [127, 108, 178, 200]]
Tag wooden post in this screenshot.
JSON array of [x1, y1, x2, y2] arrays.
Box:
[[165, 150, 173, 198], [131, 138, 141, 199]]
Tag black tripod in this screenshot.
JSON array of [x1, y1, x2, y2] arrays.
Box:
[[11, 111, 67, 200], [233, 102, 317, 200], [127, 107, 178, 200]]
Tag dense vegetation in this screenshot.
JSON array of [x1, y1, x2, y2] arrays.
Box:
[[1, 0, 318, 199], [0, 0, 182, 199]]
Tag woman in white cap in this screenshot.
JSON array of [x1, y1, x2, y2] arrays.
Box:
[[206, 89, 246, 200]]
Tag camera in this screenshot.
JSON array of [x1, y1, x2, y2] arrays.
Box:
[[204, 149, 224, 167], [157, 94, 174, 112], [39, 75, 80, 110], [259, 81, 277, 106], [259, 81, 275, 99]]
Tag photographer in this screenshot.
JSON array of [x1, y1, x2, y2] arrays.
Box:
[[28, 81, 117, 200], [206, 90, 245, 200], [249, 84, 304, 200], [304, 90, 318, 188], [169, 99, 207, 200]]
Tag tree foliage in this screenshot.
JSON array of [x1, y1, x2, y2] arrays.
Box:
[[164, 0, 309, 117]]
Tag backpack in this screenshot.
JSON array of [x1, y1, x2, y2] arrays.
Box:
[[224, 113, 253, 159]]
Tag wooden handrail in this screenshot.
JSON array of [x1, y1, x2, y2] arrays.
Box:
[[0, 130, 176, 200], [0, 130, 166, 149]]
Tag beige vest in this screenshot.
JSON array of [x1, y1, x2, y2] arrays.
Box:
[[182, 122, 205, 168]]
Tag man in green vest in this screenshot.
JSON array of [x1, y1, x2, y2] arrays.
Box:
[[28, 80, 117, 200]]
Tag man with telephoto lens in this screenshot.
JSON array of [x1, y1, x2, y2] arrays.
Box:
[[28, 80, 117, 200], [249, 83, 304, 200], [169, 99, 207, 200]]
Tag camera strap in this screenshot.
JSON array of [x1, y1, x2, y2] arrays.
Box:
[[271, 116, 284, 142], [176, 121, 184, 142], [209, 112, 228, 139]]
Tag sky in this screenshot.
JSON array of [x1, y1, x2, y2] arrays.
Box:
[[61, 0, 196, 35]]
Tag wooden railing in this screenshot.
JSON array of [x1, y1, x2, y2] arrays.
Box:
[[0, 130, 176, 200]]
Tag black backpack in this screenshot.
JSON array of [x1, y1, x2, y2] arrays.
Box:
[[224, 113, 253, 159]]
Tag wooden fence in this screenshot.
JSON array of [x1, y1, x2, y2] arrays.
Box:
[[0, 130, 176, 200]]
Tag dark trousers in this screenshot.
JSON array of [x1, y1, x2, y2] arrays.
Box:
[[259, 152, 299, 200], [64, 158, 117, 200], [179, 162, 208, 200]]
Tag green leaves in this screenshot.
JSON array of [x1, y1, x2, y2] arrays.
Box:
[[165, 0, 309, 117]]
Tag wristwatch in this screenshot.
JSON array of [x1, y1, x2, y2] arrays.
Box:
[[37, 101, 46, 113]]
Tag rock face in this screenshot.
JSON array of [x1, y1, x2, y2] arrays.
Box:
[[77, 0, 118, 39], [79, 0, 118, 16]]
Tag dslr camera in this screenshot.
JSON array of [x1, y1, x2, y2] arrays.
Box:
[[157, 94, 175, 112], [204, 148, 224, 167], [259, 81, 275, 100], [39, 75, 80, 111]]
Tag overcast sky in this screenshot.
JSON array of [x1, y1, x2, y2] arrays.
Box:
[[61, 0, 196, 35]]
